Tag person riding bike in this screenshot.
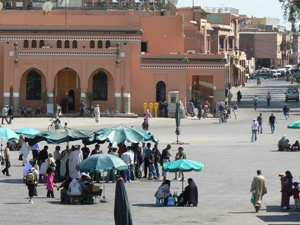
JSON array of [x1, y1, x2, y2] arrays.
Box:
[[237, 90, 242, 103], [283, 104, 290, 119], [50, 116, 61, 129], [253, 95, 259, 111], [266, 92, 271, 106]]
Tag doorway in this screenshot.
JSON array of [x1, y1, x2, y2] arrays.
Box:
[[55, 69, 81, 112]]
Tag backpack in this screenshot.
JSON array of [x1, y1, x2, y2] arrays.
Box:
[[26, 169, 35, 185]]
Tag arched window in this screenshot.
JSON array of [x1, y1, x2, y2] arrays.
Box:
[[156, 81, 166, 102], [24, 40, 29, 48], [98, 40, 103, 48], [90, 40, 95, 48], [57, 40, 62, 48], [26, 70, 41, 100], [93, 71, 108, 100], [105, 40, 110, 48], [32, 40, 37, 48], [65, 40, 69, 48], [72, 40, 77, 48], [39, 40, 44, 48]]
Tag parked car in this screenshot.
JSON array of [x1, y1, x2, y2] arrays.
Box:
[[270, 69, 281, 78], [285, 87, 299, 102], [250, 69, 272, 79]]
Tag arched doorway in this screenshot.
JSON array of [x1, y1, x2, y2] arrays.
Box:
[[55, 68, 80, 113]]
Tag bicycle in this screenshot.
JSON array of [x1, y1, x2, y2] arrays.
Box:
[[48, 117, 62, 130]]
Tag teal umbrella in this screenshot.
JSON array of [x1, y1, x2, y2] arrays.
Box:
[[93, 125, 159, 144], [0, 126, 20, 141], [287, 120, 300, 129], [163, 159, 204, 191], [76, 153, 128, 173], [76, 154, 128, 203], [14, 127, 40, 138]]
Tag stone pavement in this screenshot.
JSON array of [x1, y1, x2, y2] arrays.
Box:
[[1, 77, 300, 225]]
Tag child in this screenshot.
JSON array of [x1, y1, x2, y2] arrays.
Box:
[[44, 167, 55, 198], [292, 182, 300, 210]]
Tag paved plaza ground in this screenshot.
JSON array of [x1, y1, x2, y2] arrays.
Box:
[[1, 77, 300, 225]]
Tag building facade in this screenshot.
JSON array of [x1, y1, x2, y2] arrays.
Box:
[[0, 6, 243, 116]]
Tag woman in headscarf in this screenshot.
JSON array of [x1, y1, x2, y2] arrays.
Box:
[[154, 180, 171, 206], [183, 178, 198, 206], [281, 170, 293, 210]]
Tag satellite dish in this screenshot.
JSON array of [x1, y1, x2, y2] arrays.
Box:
[[169, 0, 178, 6], [246, 20, 251, 25], [0, 2, 3, 10], [42, 1, 53, 12]]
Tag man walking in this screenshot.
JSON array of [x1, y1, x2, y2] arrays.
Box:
[[1, 105, 9, 124], [160, 144, 171, 181], [257, 113, 263, 134], [268, 113, 277, 133], [2, 142, 11, 176], [251, 118, 259, 142], [250, 170, 267, 212]]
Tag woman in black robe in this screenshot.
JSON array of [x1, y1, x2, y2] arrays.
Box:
[[183, 178, 198, 206]]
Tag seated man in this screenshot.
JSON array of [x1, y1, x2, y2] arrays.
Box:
[[67, 178, 83, 203], [35, 105, 41, 116], [26, 105, 32, 116], [56, 176, 72, 203], [278, 135, 291, 151], [179, 178, 198, 206]]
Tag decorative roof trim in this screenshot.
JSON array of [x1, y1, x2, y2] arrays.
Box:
[[18, 52, 116, 57], [0, 29, 144, 35], [140, 65, 226, 70]]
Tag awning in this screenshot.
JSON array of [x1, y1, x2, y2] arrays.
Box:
[[234, 64, 245, 72]]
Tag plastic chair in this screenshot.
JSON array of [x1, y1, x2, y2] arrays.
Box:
[[156, 198, 164, 206]]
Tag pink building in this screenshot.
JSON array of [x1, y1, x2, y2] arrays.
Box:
[[0, 6, 244, 116]]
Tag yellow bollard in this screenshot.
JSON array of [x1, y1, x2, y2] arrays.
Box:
[[154, 103, 158, 118], [143, 103, 148, 114], [149, 103, 153, 116]]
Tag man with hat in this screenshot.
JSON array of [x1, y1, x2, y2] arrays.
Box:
[[1, 105, 9, 124], [251, 118, 259, 142]]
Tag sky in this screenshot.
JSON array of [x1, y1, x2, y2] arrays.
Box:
[[176, 0, 290, 29]]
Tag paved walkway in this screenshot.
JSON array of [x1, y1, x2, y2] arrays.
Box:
[[1, 77, 300, 225]]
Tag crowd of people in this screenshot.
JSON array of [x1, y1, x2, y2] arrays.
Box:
[[2, 136, 196, 205]]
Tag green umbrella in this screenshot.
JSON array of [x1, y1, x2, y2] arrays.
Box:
[[175, 102, 181, 135], [114, 177, 133, 225], [93, 125, 159, 144], [75, 153, 128, 173], [26, 128, 95, 145], [163, 159, 204, 191], [287, 120, 300, 129], [76, 154, 128, 203]]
